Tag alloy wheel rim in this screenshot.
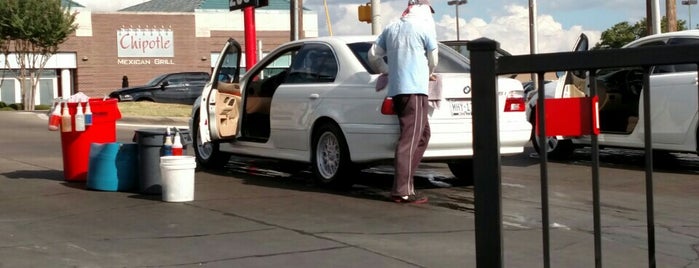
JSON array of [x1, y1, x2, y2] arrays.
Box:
[[196, 132, 213, 160], [316, 132, 340, 179]]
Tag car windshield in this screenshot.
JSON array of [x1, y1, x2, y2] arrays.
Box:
[[145, 73, 168, 86], [347, 42, 470, 75]]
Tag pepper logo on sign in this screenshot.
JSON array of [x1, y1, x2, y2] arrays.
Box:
[[229, 0, 269, 11]]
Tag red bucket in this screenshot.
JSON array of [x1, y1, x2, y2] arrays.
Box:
[[59, 98, 122, 182]]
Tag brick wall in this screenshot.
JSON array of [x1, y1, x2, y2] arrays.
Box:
[[59, 13, 297, 97]]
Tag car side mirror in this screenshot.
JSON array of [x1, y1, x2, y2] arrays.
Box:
[[161, 81, 169, 89]]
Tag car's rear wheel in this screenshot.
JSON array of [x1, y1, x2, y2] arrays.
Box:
[[192, 113, 230, 169], [447, 159, 474, 186], [312, 123, 356, 189]]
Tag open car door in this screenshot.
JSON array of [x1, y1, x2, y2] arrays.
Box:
[[198, 38, 243, 144], [554, 33, 590, 99]]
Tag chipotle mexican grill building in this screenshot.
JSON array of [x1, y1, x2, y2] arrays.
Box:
[[0, 0, 318, 105]]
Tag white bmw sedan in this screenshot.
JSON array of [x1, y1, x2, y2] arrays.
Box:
[[528, 31, 699, 158], [190, 36, 532, 187]]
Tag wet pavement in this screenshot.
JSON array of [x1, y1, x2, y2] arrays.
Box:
[[1, 111, 698, 267]]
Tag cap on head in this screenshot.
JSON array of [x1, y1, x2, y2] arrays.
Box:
[[408, 0, 435, 13]]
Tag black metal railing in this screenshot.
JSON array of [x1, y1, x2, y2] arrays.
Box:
[[467, 38, 699, 268]]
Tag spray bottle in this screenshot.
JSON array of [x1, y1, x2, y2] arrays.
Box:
[[48, 101, 62, 131], [74, 102, 85, 132], [84, 101, 93, 126], [172, 129, 183, 156], [162, 127, 173, 156], [61, 102, 72, 132]]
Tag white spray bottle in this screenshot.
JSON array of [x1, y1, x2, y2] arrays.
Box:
[[84, 101, 93, 126], [74, 102, 85, 132], [61, 102, 72, 132]]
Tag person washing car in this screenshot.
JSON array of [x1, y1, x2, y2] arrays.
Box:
[[369, 0, 438, 204]]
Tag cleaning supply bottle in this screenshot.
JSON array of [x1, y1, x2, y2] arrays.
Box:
[[84, 101, 93, 126], [61, 102, 72, 132], [162, 127, 173, 156], [74, 102, 85, 132], [48, 101, 62, 131], [172, 130, 183, 156]]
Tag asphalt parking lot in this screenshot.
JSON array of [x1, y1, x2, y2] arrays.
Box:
[[1, 111, 697, 267]]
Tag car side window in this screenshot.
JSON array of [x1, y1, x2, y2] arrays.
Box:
[[664, 38, 699, 73], [649, 39, 699, 74], [166, 74, 186, 86], [245, 48, 297, 97], [287, 44, 338, 83], [186, 73, 208, 84]]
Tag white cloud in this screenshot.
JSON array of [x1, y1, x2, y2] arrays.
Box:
[[76, 0, 601, 55], [314, 2, 600, 55]]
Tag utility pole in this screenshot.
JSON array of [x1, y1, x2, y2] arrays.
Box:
[[291, 0, 298, 41], [299, 0, 304, 39], [371, 0, 381, 35], [447, 0, 468, 40], [668, 0, 677, 32], [529, 0, 538, 86], [653, 0, 661, 34], [290, 0, 305, 41], [647, 0, 661, 35]]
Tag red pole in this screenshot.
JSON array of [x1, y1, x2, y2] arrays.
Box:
[[243, 6, 257, 70]]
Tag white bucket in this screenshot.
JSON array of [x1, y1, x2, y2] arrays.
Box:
[[159, 155, 197, 202]]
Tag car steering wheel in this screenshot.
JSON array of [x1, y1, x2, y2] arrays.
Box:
[[625, 69, 644, 95]]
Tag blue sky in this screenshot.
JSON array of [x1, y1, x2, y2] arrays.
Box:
[[307, 0, 683, 54], [78, 0, 692, 55]]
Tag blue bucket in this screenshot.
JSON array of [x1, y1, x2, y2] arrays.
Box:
[[116, 143, 138, 191], [87, 142, 138, 191]]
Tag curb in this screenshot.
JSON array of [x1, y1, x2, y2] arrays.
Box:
[[19, 111, 189, 128], [118, 116, 190, 125]]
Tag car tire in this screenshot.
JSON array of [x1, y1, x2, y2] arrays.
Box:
[[311, 123, 356, 189], [531, 127, 575, 159], [447, 159, 474, 186], [192, 113, 230, 169]]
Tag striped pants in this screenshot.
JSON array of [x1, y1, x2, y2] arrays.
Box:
[[391, 94, 431, 197]]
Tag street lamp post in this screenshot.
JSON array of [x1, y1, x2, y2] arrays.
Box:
[[447, 0, 467, 40], [683, 0, 698, 29]]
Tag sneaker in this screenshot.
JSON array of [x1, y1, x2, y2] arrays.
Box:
[[391, 194, 428, 204]]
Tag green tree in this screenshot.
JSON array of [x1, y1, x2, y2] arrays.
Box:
[[594, 17, 687, 49], [0, 0, 77, 110]]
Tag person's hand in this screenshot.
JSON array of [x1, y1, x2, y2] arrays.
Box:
[[429, 74, 437, 81]]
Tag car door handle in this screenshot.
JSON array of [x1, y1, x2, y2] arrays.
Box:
[[309, 94, 319, 99]]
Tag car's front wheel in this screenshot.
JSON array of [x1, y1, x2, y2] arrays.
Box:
[[311, 123, 356, 189], [192, 113, 230, 169], [447, 159, 474, 186]]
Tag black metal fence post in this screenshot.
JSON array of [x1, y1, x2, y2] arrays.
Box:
[[467, 37, 699, 268], [467, 38, 504, 268], [535, 72, 551, 268]]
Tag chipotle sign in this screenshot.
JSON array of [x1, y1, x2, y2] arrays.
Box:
[[117, 28, 174, 58]]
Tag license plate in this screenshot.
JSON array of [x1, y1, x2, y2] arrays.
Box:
[[450, 100, 471, 116]]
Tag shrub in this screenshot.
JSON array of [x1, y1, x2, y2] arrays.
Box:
[[8, 103, 23, 110], [0, 102, 6, 108], [35, 104, 51, 110]]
